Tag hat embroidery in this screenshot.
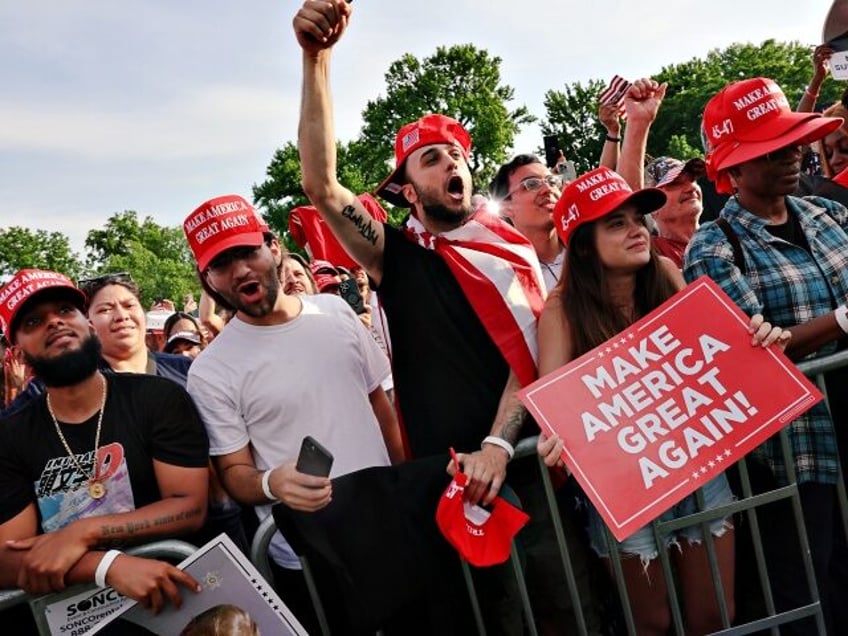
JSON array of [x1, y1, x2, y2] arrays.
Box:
[[401, 128, 420, 153]]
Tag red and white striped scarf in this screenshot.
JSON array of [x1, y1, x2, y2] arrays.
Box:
[[403, 211, 545, 387]]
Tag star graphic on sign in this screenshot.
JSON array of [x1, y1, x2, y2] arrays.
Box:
[[619, 338, 627, 345], [204, 571, 223, 591], [724, 449, 731, 457], [598, 351, 605, 358], [628, 333, 635, 340], [700, 466, 708, 474], [606, 347, 613, 353], [692, 471, 700, 479], [708, 461, 715, 468], [612, 341, 619, 349], [716, 454, 724, 463]]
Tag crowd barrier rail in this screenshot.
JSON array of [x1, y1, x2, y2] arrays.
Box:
[[0, 538, 198, 636], [249, 349, 848, 635]]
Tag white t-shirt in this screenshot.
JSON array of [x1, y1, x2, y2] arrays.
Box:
[[187, 294, 392, 567]]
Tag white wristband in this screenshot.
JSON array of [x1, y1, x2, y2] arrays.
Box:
[[835, 305, 848, 335], [94, 550, 121, 588], [482, 435, 515, 460], [261, 469, 279, 502]]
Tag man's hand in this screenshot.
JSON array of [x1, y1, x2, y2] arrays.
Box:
[[598, 102, 621, 137], [812, 44, 833, 83], [449, 445, 509, 506], [267, 463, 332, 512], [8, 523, 92, 594], [293, 0, 352, 57], [107, 554, 201, 615], [537, 432, 568, 473], [623, 78, 667, 124]]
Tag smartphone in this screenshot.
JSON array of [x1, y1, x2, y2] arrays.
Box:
[[543, 134, 561, 170], [338, 278, 366, 314], [296, 436, 334, 477]]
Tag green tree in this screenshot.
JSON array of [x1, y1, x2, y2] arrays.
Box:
[[540, 79, 607, 174], [252, 140, 378, 253], [84, 211, 198, 308], [650, 40, 842, 159], [358, 44, 535, 193], [0, 227, 83, 280]]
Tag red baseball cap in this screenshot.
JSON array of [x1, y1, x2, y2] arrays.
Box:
[[435, 450, 529, 567], [376, 114, 472, 208], [702, 77, 843, 193], [553, 167, 666, 247], [0, 269, 87, 344], [184, 194, 270, 271]]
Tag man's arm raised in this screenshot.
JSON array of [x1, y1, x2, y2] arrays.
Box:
[[294, 0, 386, 283]]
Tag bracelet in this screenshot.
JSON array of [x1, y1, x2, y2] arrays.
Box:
[[605, 134, 621, 143], [261, 469, 279, 502], [805, 85, 820, 99], [482, 436, 515, 460], [94, 550, 122, 588], [835, 305, 848, 334]]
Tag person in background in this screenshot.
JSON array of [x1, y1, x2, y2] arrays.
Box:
[[282, 253, 318, 296], [644, 156, 707, 268], [489, 154, 565, 291]]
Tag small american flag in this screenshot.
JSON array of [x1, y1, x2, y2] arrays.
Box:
[[401, 128, 420, 152], [599, 75, 632, 107]]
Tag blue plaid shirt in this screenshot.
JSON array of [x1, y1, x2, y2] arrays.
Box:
[[684, 195, 848, 486]]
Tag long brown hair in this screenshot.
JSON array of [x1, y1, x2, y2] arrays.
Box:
[[561, 220, 678, 358]]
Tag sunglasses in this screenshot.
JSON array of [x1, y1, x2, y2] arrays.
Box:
[[206, 245, 263, 272], [505, 175, 561, 199]]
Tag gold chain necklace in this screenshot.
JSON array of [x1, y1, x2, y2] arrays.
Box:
[[46, 374, 108, 500]]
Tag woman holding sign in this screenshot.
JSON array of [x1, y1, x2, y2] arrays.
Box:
[[537, 166, 789, 635]]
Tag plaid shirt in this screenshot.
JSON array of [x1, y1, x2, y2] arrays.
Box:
[[684, 195, 848, 485]]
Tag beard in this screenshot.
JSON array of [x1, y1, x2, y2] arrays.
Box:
[[217, 266, 281, 318], [412, 183, 471, 226], [25, 333, 102, 388]]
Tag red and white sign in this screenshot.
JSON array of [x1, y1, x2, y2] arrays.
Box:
[[519, 277, 822, 541]]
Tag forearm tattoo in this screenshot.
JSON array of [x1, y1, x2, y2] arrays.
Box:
[[342, 205, 378, 246], [500, 403, 527, 446]]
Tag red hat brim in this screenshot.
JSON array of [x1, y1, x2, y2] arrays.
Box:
[[195, 231, 265, 272], [711, 114, 843, 173]]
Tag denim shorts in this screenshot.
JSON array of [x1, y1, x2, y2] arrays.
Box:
[[587, 473, 734, 563]]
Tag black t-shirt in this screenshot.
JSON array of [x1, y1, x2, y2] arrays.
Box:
[[0, 373, 208, 533], [377, 224, 509, 457]]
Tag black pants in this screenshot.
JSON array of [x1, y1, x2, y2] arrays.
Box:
[[733, 463, 848, 635]]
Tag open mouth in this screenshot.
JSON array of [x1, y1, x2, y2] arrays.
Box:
[[447, 175, 465, 200], [237, 280, 263, 303]]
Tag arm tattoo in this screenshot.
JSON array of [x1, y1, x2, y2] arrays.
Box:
[[342, 205, 378, 246], [500, 403, 527, 446]]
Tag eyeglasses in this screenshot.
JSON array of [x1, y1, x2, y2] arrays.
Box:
[[206, 245, 263, 273], [758, 144, 802, 163], [505, 175, 561, 199], [78, 272, 135, 297]]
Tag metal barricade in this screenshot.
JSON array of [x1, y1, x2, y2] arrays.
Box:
[[2, 538, 198, 636], [246, 349, 848, 635]]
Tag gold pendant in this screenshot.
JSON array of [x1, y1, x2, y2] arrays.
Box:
[[88, 481, 107, 500]]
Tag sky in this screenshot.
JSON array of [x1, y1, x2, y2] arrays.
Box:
[[0, 1, 836, 256]]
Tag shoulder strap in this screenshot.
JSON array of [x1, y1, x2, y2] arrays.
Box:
[[715, 217, 746, 274]]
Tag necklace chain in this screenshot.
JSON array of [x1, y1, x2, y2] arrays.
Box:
[[46, 374, 107, 484]]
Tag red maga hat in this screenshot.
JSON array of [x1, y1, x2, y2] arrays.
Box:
[[553, 167, 665, 247], [701, 77, 842, 193], [376, 114, 472, 208], [435, 450, 529, 567], [183, 194, 270, 272], [0, 269, 86, 344]]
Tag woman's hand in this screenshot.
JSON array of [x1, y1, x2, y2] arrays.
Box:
[[748, 313, 791, 352]]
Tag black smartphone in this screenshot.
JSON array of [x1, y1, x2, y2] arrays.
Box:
[[296, 436, 334, 477], [543, 134, 561, 169], [338, 278, 366, 314]]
